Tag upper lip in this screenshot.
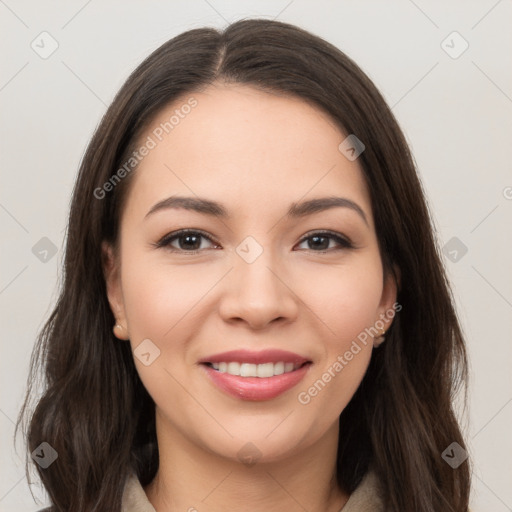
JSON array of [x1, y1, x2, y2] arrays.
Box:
[[198, 349, 311, 365]]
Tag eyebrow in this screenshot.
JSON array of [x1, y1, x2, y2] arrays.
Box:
[[144, 195, 369, 226]]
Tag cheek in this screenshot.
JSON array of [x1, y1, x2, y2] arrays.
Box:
[[294, 256, 381, 409], [119, 257, 205, 404], [296, 255, 383, 345], [120, 255, 212, 341]]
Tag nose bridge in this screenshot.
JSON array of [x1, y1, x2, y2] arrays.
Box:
[[219, 235, 298, 328]]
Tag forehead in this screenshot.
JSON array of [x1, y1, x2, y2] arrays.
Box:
[[123, 84, 372, 224]]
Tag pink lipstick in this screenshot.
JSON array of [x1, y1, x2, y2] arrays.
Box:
[[198, 349, 312, 401]]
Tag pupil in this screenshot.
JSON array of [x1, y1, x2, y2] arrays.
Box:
[[310, 235, 328, 250], [181, 234, 200, 250]]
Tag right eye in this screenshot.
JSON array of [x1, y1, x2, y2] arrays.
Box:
[[155, 229, 220, 254]]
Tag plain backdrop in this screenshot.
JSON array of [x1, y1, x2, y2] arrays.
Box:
[[1, 1, 511, 511]]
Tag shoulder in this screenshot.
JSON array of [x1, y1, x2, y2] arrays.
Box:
[[342, 470, 474, 512], [35, 472, 152, 512], [342, 469, 386, 512], [122, 471, 157, 512]]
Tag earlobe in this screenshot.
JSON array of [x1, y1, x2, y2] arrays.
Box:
[[101, 241, 129, 340], [113, 323, 129, 340]]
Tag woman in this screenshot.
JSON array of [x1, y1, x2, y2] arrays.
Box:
[[17, 18, 471, 511]]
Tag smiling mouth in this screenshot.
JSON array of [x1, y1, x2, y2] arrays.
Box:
[[199, 349, 312, 400], [203, 361, 310, 378]]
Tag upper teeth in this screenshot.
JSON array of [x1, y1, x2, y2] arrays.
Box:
[[210, 361, 298, 377]]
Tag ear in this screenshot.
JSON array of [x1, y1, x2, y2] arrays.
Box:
[[376, 264, 401, 331], [102, 241, 129, 340]]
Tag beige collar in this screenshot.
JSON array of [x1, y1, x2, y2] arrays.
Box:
[[121, 468, 385, 512]]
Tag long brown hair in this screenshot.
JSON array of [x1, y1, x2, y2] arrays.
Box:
[[16, 18, 471, 511]]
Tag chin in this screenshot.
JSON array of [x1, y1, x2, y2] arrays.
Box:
[[199, 419, 319, 466]]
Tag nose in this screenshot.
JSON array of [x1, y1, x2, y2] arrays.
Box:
[[218, 249, 299, 331]]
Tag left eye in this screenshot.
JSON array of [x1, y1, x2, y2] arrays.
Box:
[[155, 230, 353, 253], [296, 231, 353, 252]]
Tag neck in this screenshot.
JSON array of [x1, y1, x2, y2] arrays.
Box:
[[144, 411, 349, 512]]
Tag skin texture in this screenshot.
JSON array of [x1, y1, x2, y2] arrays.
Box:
[[103, 83, 398, 512]]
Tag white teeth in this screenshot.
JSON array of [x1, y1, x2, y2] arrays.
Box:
[[227, 362, 240, 375], [240, 363, 257, 377], [257, 363, 274, 378], [210, 361, 301, 377], [274, 362, 284, 375]]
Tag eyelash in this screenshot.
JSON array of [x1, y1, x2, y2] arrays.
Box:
[[154, 228, 354, 254]]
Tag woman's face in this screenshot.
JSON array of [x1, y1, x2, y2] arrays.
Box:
[[104, 83, 397, 463]]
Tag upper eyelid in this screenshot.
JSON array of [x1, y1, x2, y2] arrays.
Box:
[[156, 229, 219, 249]]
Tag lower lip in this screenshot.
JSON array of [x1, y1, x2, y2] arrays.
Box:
[[201, 363, 311, 401]]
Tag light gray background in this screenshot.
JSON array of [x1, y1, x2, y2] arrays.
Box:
[[1, 1, 511, 510]]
